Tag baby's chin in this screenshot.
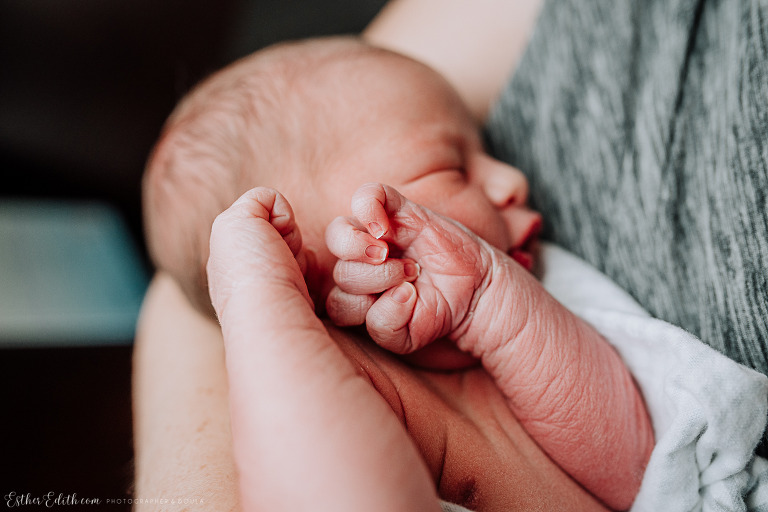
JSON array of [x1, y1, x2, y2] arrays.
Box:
[[507, 231, 542, 274], [510, 248, 535, 272]]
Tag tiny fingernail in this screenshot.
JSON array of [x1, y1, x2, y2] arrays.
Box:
[[365, 244, 387, 262], [368, 222, 385, 239], [403, 261, 420, 279], [392, 283, 413, 303]]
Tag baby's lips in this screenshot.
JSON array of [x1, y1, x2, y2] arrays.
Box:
[[521, 211, 543, 245], [509, 212, 542, 272]]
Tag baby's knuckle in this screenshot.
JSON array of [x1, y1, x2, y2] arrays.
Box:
[[377, 264, 390, 279], [381, 261, 403, 282], [332, 262, 348, 283], [334, 261, 362, 283], [341, 236, 358, 258]]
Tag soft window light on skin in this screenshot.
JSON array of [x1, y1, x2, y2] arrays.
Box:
[[280, 50, 542, 299]]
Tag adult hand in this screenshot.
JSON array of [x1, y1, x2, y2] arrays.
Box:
[[134, 277, 607, 511], [206, 188, 441, 512]]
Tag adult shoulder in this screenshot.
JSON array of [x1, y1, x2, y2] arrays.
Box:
[[363, 0, 543, 121]]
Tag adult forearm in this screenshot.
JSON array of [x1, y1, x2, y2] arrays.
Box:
[[132, 274, 240, 512], [220, 292, 441, 512]]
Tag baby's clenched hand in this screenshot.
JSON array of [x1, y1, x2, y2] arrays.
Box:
[[327, 185, 654, 511], [325, 183, 497, 355]]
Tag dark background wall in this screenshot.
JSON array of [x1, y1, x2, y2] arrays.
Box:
[[0, 0, 386, 256], [0, 2, 386, 508]]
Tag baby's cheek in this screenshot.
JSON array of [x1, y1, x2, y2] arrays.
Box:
[[452, 200, 509, 250]]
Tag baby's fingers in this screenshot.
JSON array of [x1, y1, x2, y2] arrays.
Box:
[[351, 183, 431, 251], [326, 287, 376, 326], [333, 259, 420, 295], [366, 282, 418, 354], [326, 215, 389, 264], [351, 183, 407, 241]]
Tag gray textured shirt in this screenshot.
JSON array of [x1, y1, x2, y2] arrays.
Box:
[[487, 0, 768, 382]]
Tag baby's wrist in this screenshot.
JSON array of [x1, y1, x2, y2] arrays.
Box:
[[451, 247, 539, 360]]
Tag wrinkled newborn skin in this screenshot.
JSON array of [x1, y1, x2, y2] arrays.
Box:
[[205, 43, 651, 511], [208, 184, 649, 511], [325, 184, 652, 510], [207, 189, 608, 512]]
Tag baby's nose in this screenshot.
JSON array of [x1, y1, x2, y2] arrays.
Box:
[[477, 155, 530, 208]]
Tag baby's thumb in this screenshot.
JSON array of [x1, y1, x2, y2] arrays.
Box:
[[366, 282, 419, 354]]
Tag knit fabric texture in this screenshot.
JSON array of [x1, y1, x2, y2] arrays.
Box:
[[487, 0, 768, 381]]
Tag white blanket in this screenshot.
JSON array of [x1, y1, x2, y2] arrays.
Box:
[[442, 243, 768, 512]]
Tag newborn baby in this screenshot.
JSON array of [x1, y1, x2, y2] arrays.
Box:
[[144, 36, 652, 511]]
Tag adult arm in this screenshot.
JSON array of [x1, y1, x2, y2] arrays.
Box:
[[133, 270, 441, 512], [363, 0, 543, 121], [206, 190, 441, 512], [133, 273, 240, 511], [132, 274, 608, 512]]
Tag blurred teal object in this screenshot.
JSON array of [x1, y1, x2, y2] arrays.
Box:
[[0, 199, 148, 346]]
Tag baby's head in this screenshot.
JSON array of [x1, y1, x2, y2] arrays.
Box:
[[144, 37, 539, 316]]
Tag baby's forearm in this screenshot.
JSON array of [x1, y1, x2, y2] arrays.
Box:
[[220, 291, 441, 512], [455, 253, 653, 511]]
